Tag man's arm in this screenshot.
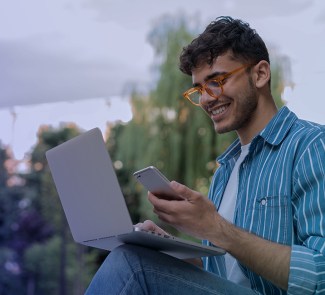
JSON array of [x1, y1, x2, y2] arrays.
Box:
[[149, 186, 290, 290], [287, 137, 325, 294], [210, 213, 290, 290]]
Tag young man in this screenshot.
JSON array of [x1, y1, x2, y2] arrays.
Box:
[[86, 17, 325, 294]]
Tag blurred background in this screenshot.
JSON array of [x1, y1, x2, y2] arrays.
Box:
[[0, 0, 324, 294]]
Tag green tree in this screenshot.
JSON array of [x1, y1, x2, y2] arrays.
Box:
[[0, 145, 24, 294], [21, 124, 101, 295]]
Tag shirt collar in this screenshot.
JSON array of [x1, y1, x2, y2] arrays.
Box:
[[259, 106, 297, 145], [217, 106, 297, 164]]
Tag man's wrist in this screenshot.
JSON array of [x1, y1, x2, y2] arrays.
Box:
[[208, 212, 238, 251]]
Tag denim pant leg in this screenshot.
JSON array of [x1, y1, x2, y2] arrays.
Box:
[[85, 244, 257, 295]]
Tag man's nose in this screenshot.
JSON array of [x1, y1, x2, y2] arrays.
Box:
[[199, 90, 216, 106]]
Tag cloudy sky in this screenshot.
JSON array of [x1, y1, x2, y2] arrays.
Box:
[[0, 0, 324, 161]]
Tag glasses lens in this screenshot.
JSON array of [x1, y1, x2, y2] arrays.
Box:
[[206, 80, 222, 98], [188, 90, 201, 105]]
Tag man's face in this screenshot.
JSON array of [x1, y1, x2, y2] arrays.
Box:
[[191, 53, 258, 135]]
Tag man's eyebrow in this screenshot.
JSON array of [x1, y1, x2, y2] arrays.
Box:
[[192, 70, 227, 87], [206, 71, 227, 81]]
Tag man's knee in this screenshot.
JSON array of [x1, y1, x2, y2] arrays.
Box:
[[106, 244, 147, 270], [110, 244, 144, 260], [86, 244, 146, 294]]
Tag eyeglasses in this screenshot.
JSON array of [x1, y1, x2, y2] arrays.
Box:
[[182, 64, 252, 106]]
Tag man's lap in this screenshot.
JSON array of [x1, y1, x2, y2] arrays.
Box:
[[85, 244, 257, 295]]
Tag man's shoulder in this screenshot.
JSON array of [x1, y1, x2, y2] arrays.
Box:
[[273, 107, 324, 145], [290, 116, 324, 141], [281, 115, 325, 162], [294, 117, 324, 132]]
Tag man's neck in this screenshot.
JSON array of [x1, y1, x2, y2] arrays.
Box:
[[237, 99, 278, 145]]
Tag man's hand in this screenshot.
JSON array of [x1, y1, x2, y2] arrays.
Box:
[[148, 181, 219, 242], [148, 181, 290, 291], [134, 219, 203, 268]]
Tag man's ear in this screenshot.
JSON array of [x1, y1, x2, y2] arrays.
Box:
[[252, 60, 271, 89]]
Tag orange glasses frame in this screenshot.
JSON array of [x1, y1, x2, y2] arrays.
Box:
[[182, 64, 252, 106]]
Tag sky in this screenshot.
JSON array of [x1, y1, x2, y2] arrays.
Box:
[[0, 0, 324, 164]]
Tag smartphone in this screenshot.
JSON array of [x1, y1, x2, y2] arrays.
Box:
[[133, 166, 184, 201]]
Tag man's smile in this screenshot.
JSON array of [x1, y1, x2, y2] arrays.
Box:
[[204, 101, 231, 120], [210, 104, 229, 116]]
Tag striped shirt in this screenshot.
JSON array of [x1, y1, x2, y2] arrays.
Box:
[[202, 106, 325, 295]]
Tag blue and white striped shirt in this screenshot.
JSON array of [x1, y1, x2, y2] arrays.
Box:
[[203, 106, 325, 295]]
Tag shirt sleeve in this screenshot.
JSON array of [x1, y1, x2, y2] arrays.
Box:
[[288, 136, 325, 294]]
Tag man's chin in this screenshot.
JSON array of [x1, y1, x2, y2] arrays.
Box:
[[214, 122, 234, 134]]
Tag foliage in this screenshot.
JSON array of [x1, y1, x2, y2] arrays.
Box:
[[0, 126, 102, 295]]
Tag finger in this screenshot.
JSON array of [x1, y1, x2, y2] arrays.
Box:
[[170, 181, 199, 202], [140, 220, 169, 236], [153, 208, 173, 224], [134, 220, 157, 231], [142, 220, 157, 231], [134, 222, 143, 228], [134, 220, 156, 232], [144, 220, 169, 235], [148, 192, 175, 214]]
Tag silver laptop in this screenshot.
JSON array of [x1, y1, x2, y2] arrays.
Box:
[[45, 127, 225, 259]]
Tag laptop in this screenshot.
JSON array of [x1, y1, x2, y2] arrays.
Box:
[[45, 127, 225, 259]]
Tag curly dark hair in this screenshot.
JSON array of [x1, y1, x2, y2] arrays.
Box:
[[179, 16, 270, 75]]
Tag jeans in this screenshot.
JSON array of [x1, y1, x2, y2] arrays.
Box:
[[85, 244, 258, 295]]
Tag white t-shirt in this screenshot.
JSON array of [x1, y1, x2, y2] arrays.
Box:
[[218, 143, 251, 287]]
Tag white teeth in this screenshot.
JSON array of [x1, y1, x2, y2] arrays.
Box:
[[212, 105, 227, 115]]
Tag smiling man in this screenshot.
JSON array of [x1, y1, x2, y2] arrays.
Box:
[[86, 16, 325, 295]]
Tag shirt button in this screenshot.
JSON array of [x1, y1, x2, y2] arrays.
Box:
[[261, 198, 267, 206]]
